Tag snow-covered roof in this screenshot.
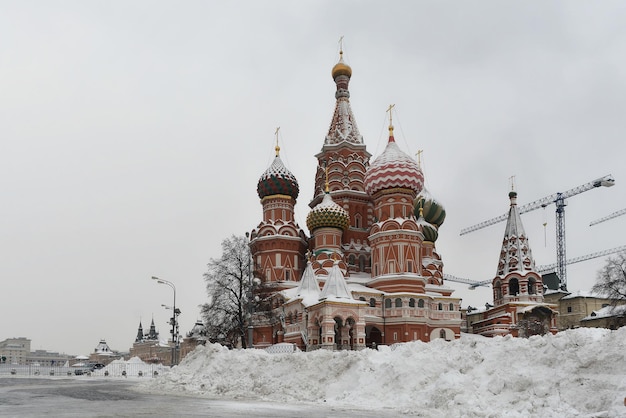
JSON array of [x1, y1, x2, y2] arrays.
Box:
[[582, 304, 626, 320], [516, 303, 558, 314], [319, 260, 353, 300], [561, 290, 604, 300], [295, 262, 321, 307]]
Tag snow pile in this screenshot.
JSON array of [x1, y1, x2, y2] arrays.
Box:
[[142, 328, 626, 417]]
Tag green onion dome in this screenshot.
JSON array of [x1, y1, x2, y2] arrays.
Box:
[[306, 192, 349, 232], [413, 188, 446, 228], [417, 212, 439, 242], [257, 152, 299, 200]]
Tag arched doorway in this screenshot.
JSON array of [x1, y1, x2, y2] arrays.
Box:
[[346, 317, 356, 350], [334, 317, 343, 350], [365, 325, 382, 348]]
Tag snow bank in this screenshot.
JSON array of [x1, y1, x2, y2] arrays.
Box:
[[141, 327, 626, 417]]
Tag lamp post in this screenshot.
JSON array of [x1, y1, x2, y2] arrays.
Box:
[[151, 276, 180, 365]]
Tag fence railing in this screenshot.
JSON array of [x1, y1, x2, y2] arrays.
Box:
[[0, 363, 170, 378]]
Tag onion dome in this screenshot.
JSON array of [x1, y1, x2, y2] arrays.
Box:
[[332, 50, 352, 79], [413, 188, 446, 228], [364, 126, 424, 196], [257, 145, 299, 200], [416, 207, 439, 242], [306, 192, 349, 232]]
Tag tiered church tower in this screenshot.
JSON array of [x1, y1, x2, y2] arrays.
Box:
[[469, 191, 558, 337], [310, 48, 373, 274], [250, 137, 308, 285]]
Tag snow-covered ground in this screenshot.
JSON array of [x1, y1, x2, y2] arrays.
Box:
[[142, 327, 626, 417]]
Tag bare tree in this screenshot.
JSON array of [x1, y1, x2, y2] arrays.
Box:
[[201, 235, 252, 348], [592, 251, 626, 306]]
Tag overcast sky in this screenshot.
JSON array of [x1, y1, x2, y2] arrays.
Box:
[[2, 1, 625, 356]]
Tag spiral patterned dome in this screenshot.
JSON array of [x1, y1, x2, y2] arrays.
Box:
[[416, 209, 439, 242], [257, 154, 299, 200], [413, 188, 446, 228], [306, 192, 349, 232], [364, 137, 424, 196]]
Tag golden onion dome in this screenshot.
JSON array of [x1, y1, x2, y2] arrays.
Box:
[[332, 51, 352, 79], [307, 192, 349, 232]]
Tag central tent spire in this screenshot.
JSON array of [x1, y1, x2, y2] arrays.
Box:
[[325, 42, 362, 145]]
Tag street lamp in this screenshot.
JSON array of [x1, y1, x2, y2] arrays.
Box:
[[151, 276, 180, 365]]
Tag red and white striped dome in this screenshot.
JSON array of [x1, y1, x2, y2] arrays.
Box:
[[364, 136, 423, 196]]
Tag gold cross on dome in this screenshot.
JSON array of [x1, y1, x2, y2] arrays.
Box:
[[274, 127, 280, 156], [386, 104, 395, 124]]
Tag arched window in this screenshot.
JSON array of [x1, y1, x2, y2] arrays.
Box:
[[349, 255, 356, 266], [494, 280, 502, 300], [409, 298, 415, 307], [528, 277, 537, 295], [369, 298, 376, 307], [384, 298, 392, 309], [359, 256, 366, 272], [440, 329, 446, 339], [395, 298, 402, 308], [438, 302, 443, 311], [449, 303, 454, 311], [418, 299, 425, 308], [359, 296, 366, 302], [509, 278, 520, 296]]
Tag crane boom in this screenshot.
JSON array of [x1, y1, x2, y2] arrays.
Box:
[[446, 244, 626, 289], [589, 208, 626, 226], [460, 175, 615, 235], [536, 244, 626, 273], [443, 273, 489, 288], [460, 174, 615, 291]]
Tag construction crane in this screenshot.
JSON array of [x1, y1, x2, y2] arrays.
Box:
[[535, 244, 626, 274], [590, 208, 626, 226], [460, 174, 615, 291], [444, 244, 626, 289]]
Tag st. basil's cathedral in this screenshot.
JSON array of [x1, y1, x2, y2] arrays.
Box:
[[248, 48, 556, 350]]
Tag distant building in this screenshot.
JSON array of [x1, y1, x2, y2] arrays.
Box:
[[129, 319, 173, 365], [544, 289, 625, 330], [180, 320, 207, 359], [580, 304, 626, 329], [468, 192, 558, 337], [88, 339, 122, 365], [0, 337, 74, 366], [0, 337, 31, 365], [26, 349, 72, 366]]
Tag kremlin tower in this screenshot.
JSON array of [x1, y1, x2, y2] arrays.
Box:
[[248, 47, 462, 350]]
